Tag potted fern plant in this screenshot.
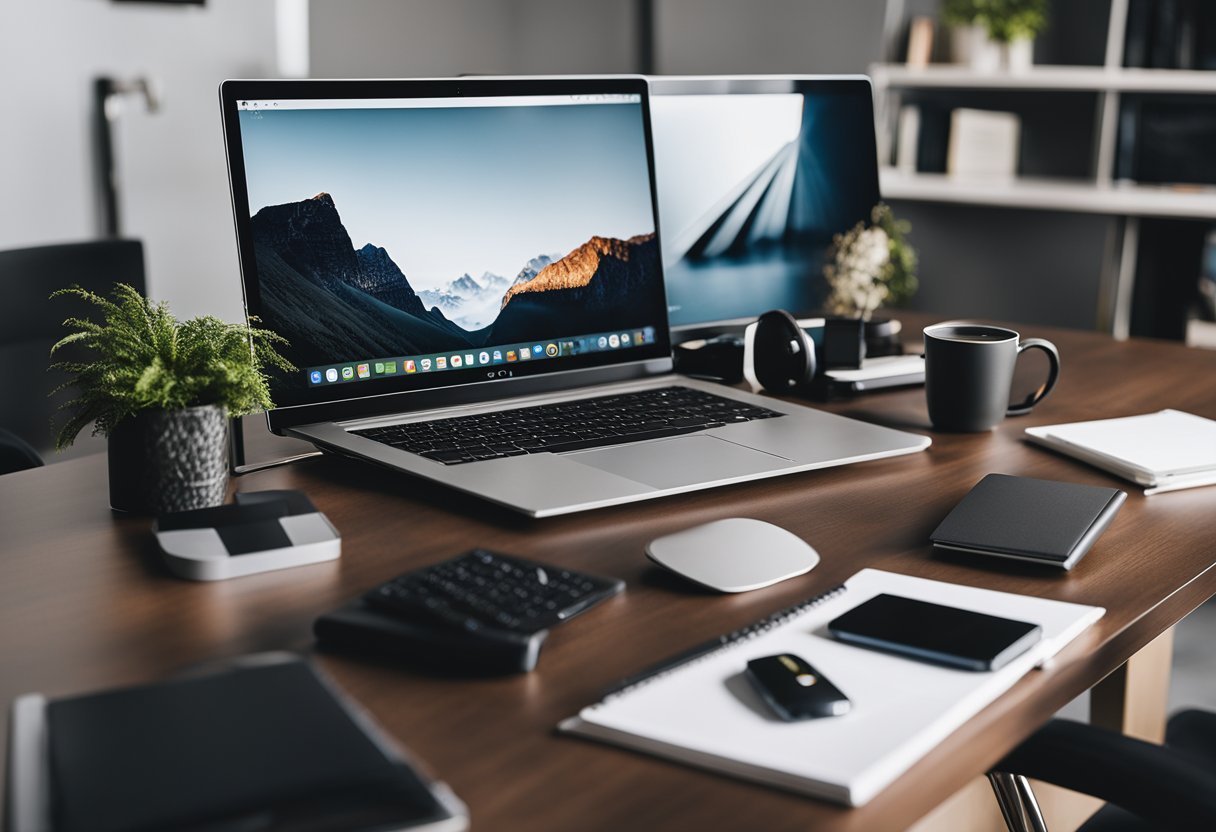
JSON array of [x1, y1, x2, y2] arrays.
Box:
[[50, 284, 292, 514]]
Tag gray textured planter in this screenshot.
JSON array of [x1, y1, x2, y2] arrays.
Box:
[[107, 404, 229, 514]]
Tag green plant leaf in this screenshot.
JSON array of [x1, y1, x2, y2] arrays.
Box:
[[48, 283, 294, 449], [941, 0, 1049, 42]]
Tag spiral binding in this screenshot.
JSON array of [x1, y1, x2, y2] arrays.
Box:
[[598, 583, 848, 704]]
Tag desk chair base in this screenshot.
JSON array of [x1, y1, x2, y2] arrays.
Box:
[[991, 712, 1216, 831], [987, 772, 1048, 832]]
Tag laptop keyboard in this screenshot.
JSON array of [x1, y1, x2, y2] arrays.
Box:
[[350, 386, 783, 465]]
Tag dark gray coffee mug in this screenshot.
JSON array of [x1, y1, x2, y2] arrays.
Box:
[[923, 323, 1060, 432]]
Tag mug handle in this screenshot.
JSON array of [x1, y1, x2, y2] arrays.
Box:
[[1007, 338, 1060, 416]]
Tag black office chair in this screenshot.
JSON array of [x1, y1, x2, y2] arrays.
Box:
[[0, 239, 146, 464], [988, 710, 1216, 831], [0, 427, 43, 475]]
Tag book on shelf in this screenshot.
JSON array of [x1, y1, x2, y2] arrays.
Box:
[[946, 108, 1021, 178], [1124, 0, 1154, 68], [895, 105, 920, 171], [1115, 96, 1140, 182], [1124, 0, 1216, 70], [894, 106, 1021, 178], [1116, 95, 1216, 186], [1153, 0, 1182, 68], [905, 16, 935, 68], [915, 103, 951, 174]]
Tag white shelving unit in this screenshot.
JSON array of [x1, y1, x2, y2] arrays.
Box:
[[879, 171, 1216, 220], [872, 0, 1216, 340], [871, 64, 1216, 94]]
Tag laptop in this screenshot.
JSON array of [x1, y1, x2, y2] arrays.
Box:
[[220, 76, 929, 518]]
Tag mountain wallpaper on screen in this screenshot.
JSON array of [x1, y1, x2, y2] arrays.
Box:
[[250, 193, 661, 374], [417, 254, 558, 331]]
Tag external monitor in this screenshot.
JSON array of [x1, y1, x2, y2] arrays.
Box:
[[647, 75, 881, 334]]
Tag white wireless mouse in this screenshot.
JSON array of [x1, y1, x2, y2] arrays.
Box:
[[645, 518, 820, 593]]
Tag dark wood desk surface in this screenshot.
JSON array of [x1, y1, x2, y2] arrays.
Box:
[[3, 319, 1215, 831]]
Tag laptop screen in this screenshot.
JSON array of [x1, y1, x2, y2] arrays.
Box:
[[224, 80, 668, 412], [649, 77, 880, 331]]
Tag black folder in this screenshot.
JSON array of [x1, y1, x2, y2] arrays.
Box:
[[930, 474, 1127, 570], [7, 654, 466, 832]]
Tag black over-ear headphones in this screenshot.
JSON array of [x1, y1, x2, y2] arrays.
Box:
[[752, 309, 816, 392]]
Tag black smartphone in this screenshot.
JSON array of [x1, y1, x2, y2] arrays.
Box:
[[827, 594, 1042, 672]]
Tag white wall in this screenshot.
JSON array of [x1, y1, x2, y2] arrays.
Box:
[[0, 0, 281, 322]]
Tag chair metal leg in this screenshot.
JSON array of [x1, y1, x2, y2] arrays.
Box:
[[988, 771, 1049, 832]]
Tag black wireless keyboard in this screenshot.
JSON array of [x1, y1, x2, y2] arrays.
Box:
[[362, 549, 624, 636], [350, 386, 783, 465]]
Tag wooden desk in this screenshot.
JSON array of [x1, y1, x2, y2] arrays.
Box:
[[2, 320, 1215, 831]]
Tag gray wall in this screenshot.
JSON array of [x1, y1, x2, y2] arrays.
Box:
[[6, 1, 1109, 335], [309, 0, 640, 77], [0, 0, 280, 322], [655, 0, 886, 74], [3, 0, 891, 326], [892, 203, 1111, 331], [309, 0, 886, 77]]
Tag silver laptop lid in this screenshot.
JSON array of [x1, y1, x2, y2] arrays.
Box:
[[220, 77, 671, 433]]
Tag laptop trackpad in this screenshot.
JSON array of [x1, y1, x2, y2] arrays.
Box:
[[567, 435, 788, 489]]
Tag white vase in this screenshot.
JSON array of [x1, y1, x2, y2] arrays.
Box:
[[971, 33, 1003, 72], [1004, 37, 1034, 72], [953, 25, 1002, 72], [948, 24, 977, 65], [949, 25, 975, 65]]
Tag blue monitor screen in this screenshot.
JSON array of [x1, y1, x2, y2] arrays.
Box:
[[650, 79, 881, 329]]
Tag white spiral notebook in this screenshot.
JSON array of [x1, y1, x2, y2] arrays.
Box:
[[559, 569, 1103, 807]]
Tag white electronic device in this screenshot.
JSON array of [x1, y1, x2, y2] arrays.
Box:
[[153, 490, 340, 581], [645, 518, 820, 593]]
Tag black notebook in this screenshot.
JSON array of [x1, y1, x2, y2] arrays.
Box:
[[7, 654, 467, 832], [930, 474, 1127, 570]]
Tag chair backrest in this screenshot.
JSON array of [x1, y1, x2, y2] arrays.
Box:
[[0, 239, 146, 460], [0, 427, 43, 475]]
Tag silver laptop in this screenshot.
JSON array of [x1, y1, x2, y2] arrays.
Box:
[[220, 76, 929, 518]]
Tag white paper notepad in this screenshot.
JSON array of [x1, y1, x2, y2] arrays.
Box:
[[559, 569, 1103, 807], [1025, 410, 1216, 494]]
